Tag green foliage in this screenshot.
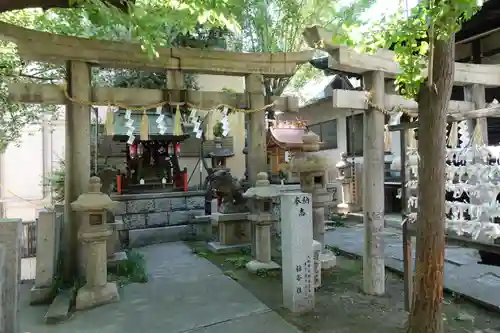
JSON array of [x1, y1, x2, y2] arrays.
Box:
[[108, 249, 148, 287], [0, 3, 236, 152], [0, 10, 59, 152], [45, 160, 65, 204], [56, 0, 241, 57], [335, 0, 482, 99], [213, 121, 223, 138], [232, 0, 377, 94], [225, 256, 249, 269]]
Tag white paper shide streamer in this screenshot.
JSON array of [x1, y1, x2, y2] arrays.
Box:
[[156, 106, 167, 135], [125, 109, 135, 145], [221, 106, 230, 137], [190, 109, 203, 139], [408, 120, 500, 242]]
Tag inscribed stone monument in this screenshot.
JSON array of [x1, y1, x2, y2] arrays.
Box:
[[281, 193, 315, 313]]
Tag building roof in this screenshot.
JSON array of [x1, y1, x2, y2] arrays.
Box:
[[287, 74, 356, 107], [268, 127, 319, 149], [456, 0, 500, 43]]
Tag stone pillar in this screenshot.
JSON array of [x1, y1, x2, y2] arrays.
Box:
[[245, 74, 267, 185], [0, 218, 21, 333], [280, 193, 315, 313], [30, 211, 57, 304], [362, 70, 385, 295], [291, 132, 336, 269], [71, 177, 119, 310], [64, 60, 92, 281], [243, 172, 280, 272]]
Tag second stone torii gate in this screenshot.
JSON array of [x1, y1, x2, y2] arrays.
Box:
[[303, 25, 500, 296]]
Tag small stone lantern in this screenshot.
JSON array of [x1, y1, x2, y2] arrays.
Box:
[[243, 172, 281, 272], [335, 152, 358, 213], [71, 176, 120, 310], [209, 137, 234, 170], [291, 132, 336, 269]]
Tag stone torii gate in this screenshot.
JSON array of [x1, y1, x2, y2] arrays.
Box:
[[1, 20, 312, 279], [303, 25, 500, 296]]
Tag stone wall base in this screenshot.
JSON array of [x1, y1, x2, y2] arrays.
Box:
[[128, 225, 190, 248]]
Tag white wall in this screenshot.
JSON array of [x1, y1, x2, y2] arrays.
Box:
[[196, 74, 246, 179], [0, 74, 249, 220], [0, 113, 65, 221], [279, 99, 401, 182]]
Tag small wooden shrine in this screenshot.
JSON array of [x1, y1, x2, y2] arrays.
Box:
[[109, 108, 190, 194], [267, 121, 315, 181]]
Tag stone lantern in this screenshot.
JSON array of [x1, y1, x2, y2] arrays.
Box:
[[243, 172, 281, 272], [71, 176, 120, 310], [335, 152, 358, 213], [291, 131, 336, 269]]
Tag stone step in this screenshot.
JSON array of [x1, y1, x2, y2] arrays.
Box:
[[44, 289, 72, 324]]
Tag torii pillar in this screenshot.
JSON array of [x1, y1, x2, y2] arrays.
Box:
[[245, 74, 267, 184], [63, 61, 92, 281], [362, 70, 385, 296]]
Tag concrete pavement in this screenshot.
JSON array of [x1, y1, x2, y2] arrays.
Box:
[[326, 224, 500, 311], [20, 242, 301, 333]]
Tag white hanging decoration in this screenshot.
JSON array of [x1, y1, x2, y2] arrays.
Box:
[[188, 109, 197, 123], [458, 120, 470, 148], [155, 106, 167, 135], [406, 119, 500, 242], [388, 111, 403, 126], [190, 109, 204, 139], [221, 106, 230, 137], [124, 109, 135, 145]]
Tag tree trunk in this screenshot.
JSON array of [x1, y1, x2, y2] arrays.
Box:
[[406, 35, 455, 333]]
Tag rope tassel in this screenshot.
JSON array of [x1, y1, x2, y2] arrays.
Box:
[[447, 122, 458, 148], [173, 104, 183, 136], [140, 110, 149, 141], [104, 104, 114, 135], [384, 125, 391, 152], [471, 123, 484, 147]]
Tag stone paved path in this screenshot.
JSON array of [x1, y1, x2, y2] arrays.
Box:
[[20, 242, 301, 333], [326, 225, 500, 311]]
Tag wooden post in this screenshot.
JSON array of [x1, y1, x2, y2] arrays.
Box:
[[400, 128, 413, 311], [63, 61, 91, 281], [464, 84, 488, 144], [245, 74, 267, 185], [362, 70, 385, 295], [167, 70, 185, 102]]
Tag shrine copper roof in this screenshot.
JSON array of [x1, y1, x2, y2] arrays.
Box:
[[0, 0, 130, 13], [268, 127, 319, 148]]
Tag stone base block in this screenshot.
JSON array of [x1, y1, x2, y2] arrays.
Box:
[[207, 241, 250, 254], [337, 203, 358, 214], [30, 285, 53, 304], [108, 251, 128, 269], [319, 250, 337, 269], [75, 282, 120, 311], [246, 260, 280, 273]]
